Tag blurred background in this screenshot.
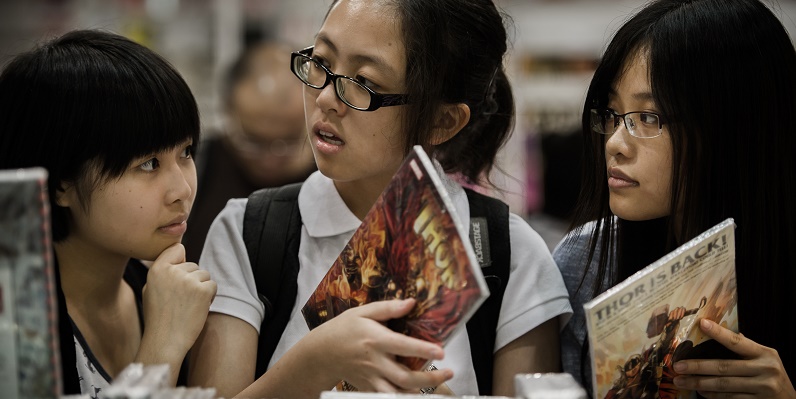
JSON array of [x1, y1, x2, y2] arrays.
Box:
[[2, 0, 795, 249]]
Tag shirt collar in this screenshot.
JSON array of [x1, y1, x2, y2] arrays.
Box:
[[298, 171, 361, 237], [297, 162, 470, 238]]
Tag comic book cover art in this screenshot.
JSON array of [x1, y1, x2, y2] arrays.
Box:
[[0, 168, 61, 398], [584, 218, 738, 399], [301, 146, 489, 373]]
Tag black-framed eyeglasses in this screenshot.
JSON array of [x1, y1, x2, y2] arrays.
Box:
[[590, 108, 667, 139], [290, 46, 409, 112]]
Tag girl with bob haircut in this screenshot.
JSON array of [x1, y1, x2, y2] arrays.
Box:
[[0, 30, 217, 394], [190, 0, 572, 397], [555, 0, 796, 397]]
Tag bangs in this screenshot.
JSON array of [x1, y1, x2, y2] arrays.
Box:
[[47, 32, 200, 180]]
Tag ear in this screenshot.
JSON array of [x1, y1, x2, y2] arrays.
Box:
[[431, 103, 470, 145], [54, 181, 77, 208]]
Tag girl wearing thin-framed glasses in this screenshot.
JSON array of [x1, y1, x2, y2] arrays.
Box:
[[556, 0, 796, 397]]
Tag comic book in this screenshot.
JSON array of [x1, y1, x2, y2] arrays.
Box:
[[584, 218, 738, 399], [0, 168, 61, 398], [301, 145, 490, 383]]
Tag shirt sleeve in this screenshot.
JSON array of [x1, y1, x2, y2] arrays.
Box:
[[494, 213, 574, 352], [199, 198, 266, 333], [553, 223, 602, 387]]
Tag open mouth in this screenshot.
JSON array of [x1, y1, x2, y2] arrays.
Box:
[[318, 130, 344, 145]]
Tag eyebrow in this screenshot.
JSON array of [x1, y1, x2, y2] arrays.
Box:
[[316, 33, 398, 77], [607, 89, 656, 103]]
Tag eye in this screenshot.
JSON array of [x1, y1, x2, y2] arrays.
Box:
[[355, 75, 379, 90], [180, 144, 193, 159], [639, 112, 659, 125], [603, 108, 620, 127], [140, 157, 159, 172], [313, 55, 331, 69]]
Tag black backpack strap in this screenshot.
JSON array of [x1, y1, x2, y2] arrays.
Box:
[[242, 182, 303, 378], [463, 188, 511, 395]]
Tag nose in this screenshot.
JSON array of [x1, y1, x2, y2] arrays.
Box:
[[315, 79, 347, 116], [165, 161, 195, 205], [605, 119, 632, 159]]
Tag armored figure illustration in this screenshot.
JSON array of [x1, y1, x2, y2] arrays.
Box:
[[606, 298, 706, 399]]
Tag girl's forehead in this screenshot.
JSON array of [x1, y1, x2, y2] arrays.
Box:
[[611, 51, 652, 99], [319, 0, 405, 60]]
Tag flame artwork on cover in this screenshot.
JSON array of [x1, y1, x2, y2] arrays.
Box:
[[301, 147, 486, 371]]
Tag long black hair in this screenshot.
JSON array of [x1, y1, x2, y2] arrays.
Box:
[[568, 0, 796, 379], [0, 30, 200, 241]]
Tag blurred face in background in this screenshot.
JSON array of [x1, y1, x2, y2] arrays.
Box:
[[225, 43, 314, 187]]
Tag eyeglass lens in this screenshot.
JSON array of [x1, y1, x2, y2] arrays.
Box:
[[590, 109, 661, 138], [294, 55, 372, 110]]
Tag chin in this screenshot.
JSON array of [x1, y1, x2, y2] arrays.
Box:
[[610, 200, 668, 222], [139, 239, 183, 262]]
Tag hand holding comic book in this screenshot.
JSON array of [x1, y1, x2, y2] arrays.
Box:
[[672, 318, 796, 398], [584, 219, 741, 399], [301, 146, 490, 393], [302, 298, 454, 393]]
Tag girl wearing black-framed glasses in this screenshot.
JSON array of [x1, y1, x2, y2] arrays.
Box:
[[192, 0, 571, 398]]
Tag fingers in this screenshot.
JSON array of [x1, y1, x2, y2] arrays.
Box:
[[153, 243, 187, 265], [377, 330, 445, 361], [337, 306, 445, 362], [673, 374, 763, 395], [694, 392, 756, 399], [190, 269, 213, 283], [673, 359, 756, 377], [355, 366, 453, 393], [350, 298, 416, 322], [673, 320, 796, 397], [390, 367, 453, 391], [698, 319, 759, 358]]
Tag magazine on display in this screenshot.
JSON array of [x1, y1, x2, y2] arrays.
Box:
[[583, 218, 738, 399], [0, 168, 61, 398], [301, 145, 490, 390]]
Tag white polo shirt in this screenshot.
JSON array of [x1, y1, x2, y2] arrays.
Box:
[[200, 170, 572, 395]]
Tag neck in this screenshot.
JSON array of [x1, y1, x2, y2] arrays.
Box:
[[55, 238, 130, 310], [334, 177, 392, 221], [673, 213, 683, 244]]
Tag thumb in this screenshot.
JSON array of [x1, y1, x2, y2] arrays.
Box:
[[350, 298, 415, 322], [152, 243, 186, 266]]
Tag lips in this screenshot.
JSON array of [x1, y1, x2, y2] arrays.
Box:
[[607, 167, 639, 188], [313, 121, 345, 154], [159, 215, 188, 235]]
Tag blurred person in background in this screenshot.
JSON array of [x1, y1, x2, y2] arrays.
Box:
[[183, 41, 315, 262]]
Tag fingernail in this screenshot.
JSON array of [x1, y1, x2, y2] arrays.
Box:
[[674, 362, 686, 372], [701, 318, 712, 330], [674, 376, 684, 387]]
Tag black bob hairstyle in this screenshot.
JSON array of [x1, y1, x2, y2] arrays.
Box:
[[0, 29, 200, 241]]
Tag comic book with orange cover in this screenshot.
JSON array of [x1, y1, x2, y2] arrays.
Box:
[[301, 145, 489, 380], [583, 218, 738, 399]]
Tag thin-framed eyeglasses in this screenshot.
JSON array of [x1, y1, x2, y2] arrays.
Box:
[[590, 108, 667, 138], [290, 46, 409, 112]]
